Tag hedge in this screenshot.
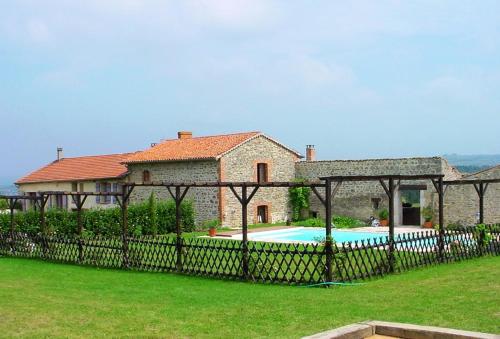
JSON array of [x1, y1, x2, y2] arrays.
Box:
[[0, 198, 195, 236]]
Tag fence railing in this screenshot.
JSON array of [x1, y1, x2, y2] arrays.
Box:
[[1, 224, 498, 285]]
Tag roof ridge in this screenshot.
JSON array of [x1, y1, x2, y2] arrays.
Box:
[[158, 131, 261, 143], [53, 152, 134, 161]]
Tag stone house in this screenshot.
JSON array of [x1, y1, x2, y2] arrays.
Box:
[[124, 131, 301, 226], [16, 151, 131, 210]]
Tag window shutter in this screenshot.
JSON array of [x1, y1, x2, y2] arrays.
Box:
[[112, 183, 118, 204], [105, 183, 111, 204], [96, 183, 101, 204]]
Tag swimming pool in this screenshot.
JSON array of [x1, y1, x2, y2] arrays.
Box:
[[247, 227, 388, 244]]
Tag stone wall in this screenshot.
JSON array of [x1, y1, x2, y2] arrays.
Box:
[[127, 161, 219, 225], [444, 165, 500, 225], [220, 135, 299, 227], [295, 157, 458, 224]]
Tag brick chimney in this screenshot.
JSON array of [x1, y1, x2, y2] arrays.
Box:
[[57, 147, 64, 161], [178, 131, 193, 139], [306, 145, 315, 161]]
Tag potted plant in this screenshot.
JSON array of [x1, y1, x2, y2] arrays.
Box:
[[421, 206, 434, 228], [378, 209, 389, 226], [205, 219, 219, 237], [208, 225, 217, 237]]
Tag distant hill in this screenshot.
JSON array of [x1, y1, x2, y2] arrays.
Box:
[[443, 154, 500, 174], [0, 184, 17, 196]]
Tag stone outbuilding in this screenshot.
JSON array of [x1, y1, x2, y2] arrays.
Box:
[[295, 157, 463, 226]]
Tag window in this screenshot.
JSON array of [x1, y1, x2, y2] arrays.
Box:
[[96, 182, 112, 204], [79, 183, 84, 192], [256, 163, 268, 183], [71, 182, 78, 192], [143, 170, 151, 183], [55, 194, 67, 209]]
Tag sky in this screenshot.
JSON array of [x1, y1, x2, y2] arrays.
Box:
[[1, 0, 500, 184]]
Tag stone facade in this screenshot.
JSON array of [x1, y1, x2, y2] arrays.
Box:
[[220, 135, 299, 227], [295, 157, 462, 225], [444, 165, 500, 225], [127, 160, 220, 225], [127, 135, 299, 227]]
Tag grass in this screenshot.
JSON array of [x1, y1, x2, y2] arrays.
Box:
[[0, 256, 499, 338]]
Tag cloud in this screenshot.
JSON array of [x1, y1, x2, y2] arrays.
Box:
[[26, 20, 51, 43]]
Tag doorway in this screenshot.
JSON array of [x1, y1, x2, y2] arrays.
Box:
[[400, 189, 421, 225], [257, 205, 269, 224]]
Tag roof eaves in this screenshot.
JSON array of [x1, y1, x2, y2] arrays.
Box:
[[16, 172, 129, 185], [125, 156, 218, 164]]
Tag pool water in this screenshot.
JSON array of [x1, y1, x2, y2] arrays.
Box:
[[248, 227, 388, 244]]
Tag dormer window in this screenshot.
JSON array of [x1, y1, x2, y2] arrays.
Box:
[[257, 163, 268, 183], [143, 170, 151, 183]]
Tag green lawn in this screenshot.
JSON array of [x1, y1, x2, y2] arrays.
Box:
[[0, 257, 499, 338]]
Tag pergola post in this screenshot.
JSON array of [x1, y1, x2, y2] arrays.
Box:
[[39, 193, 48, 235], [324, 178, 333, 282], [379, 178, 396, 272], [229, 184, 259, 279], [71, 193, 88, 263], [438, 177, 445, 261], [473, 182, 488, 224], [167, 185, 190, 272], [432, 177, 445, 262], [8, 198, 18, 253], [388, 178, 396, 272], [120, 185, 133, 269], [241, 185, 249, 278]]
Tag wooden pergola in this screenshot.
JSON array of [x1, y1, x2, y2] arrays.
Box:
[[318, 174, 446, 273], [443, 178, 500, 224], [1, 175, 499, 282]]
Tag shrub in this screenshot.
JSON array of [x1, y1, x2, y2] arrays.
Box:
[[289, 179, 311, 221], [0, 199, 195, 236], [0, 198, 8, 210], [421, 205, 434, 222], [378, 209, 389, 220], [332, 215, 365, 228], [293, 218, 325, 227], [200, 219, 220, 230]]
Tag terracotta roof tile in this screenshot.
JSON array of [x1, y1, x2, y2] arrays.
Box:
[[16, 153, 131, 184], [125, 132, 263, 163]]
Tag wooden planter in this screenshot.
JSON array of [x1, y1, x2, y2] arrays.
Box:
[[380, 219, 389, 226]]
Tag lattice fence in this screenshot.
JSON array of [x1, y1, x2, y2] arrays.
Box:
[[1, 224, 498, 285]]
